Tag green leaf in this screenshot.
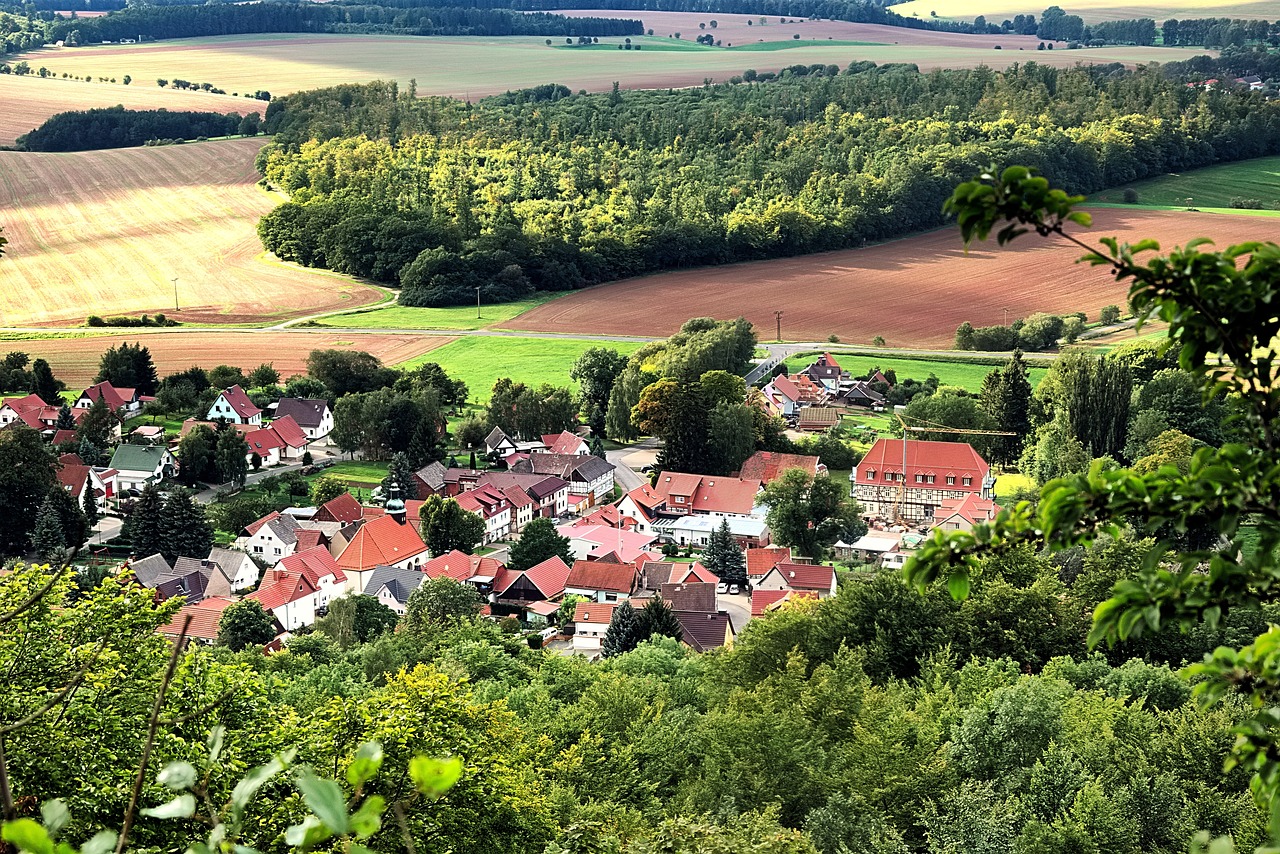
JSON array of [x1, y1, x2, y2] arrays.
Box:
[[409, 756, 462, 800], [207, 725, 226, 764], [946, 572, 970, 601], [158, 761, 198, 792], [296, 771, 349, 834], [284, 816, 332, 850], [348, 796, 385, 839], [231, 755, 289, 810], [2, 819, 55, 854], [346, 742, 384, 788], [141, 794, 196, 820], [39, 802, 69, 838], [80, 831, 117, 854]]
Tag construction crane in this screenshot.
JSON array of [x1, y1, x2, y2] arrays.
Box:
[[888, 412, 1016, 524]]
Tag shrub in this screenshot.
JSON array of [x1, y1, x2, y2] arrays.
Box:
[[1231, 197, 1264, 209], [1122, 188, 1139, 203], [499, 615, 521, 634], [1100, 304, 1121, 325], [527, 634, 544, 649]]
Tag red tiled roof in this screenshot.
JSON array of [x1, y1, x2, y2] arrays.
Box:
[[773, 562, 836, 591], [577, 505, 622, 527], [337, 514, 427, 572], [935, 492, 1002, 525], [268, 415, 308, 449], [670, 562, 719, 585], [218, 385, 262, 419], [856, 439, 990, 488], [249, 570, 317, 611], [56, 462, 90, 499], [746, 546, 791, 578], [675, 610, 733, 652], [770, 375, 801, 402], [82, 382, 134, 411], [422, 550, 479, 582], [52, 429, 78, 446], [158, 596, 236, 640], [501, 485, 535, 509], [566, 560, 636, 595], [455, 484, 507, 519], [244, 426, 285, 455], [294, 529, 327, 552], [560, 525, 657, 563], [278, 545, 346, 586], [653, 472, 761, 516], [573, 602, 616, 625], [738, 451, 822, 484], [523, 555, 571, 599], [317, 492, 363, 525], [245, 511, 283, 536], [541, 431, 586, 455]]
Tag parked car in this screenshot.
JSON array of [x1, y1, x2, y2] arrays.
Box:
[[728, 584, 740, 595], [538, 627, 559, 641], [716, 582, 727, 594], [301, 465, 318, 475], [639, 464, 657, 475]]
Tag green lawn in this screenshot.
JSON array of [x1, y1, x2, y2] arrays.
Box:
[[309, 294, 564, 331], [1091, 156, 1280, 212], [994, 471, 1033, 500], [398, 336, 645, 401], [324, 460, 389, 486], [782, 353, 1047, 392]]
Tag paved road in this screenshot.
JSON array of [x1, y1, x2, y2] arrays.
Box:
[[606, 437, 661, 494], [717, 591, 751, 632]]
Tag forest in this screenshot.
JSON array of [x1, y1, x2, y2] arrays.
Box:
[[255, 59, 1280, 306], [40, 2, 640, 44], [17, 106, 262, 151]]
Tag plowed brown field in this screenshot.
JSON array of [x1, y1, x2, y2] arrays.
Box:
[[11, 332, 456, 387], [0, 137, 384, 326], [500, 209, 1277, 348], [0, 74, 258, 146]]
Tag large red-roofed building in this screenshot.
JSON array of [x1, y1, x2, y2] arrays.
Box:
[[852, 439, 993, 523]]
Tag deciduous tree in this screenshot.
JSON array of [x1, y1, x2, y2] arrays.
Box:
[[507, 517, 573, 571], [762, 468, 865, 559], [218, 600, 277, 650], [419, 495, 486, 556]]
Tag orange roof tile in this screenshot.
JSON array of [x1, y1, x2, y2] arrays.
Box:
[[337, 515, 427, 572]]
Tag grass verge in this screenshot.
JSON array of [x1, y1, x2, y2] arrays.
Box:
[[308, 293, 564, 331]]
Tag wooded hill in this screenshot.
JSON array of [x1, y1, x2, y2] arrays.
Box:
[[254, 60, 1280, 306]]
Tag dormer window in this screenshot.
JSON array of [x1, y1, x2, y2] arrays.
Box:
[[914, 474, 924, 484], [962, 476, 972, 486], [866, 470, 876, 480], [946, 475, 956, 485]]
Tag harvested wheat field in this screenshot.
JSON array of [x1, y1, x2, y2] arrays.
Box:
[[501, 209, 1277, 349], [553, 10, 1054, 49], [11, 332, 456, 387], [11, 34, 1212, 101], [0, 137, 384, 326], [892, 0, 1277, 23], [0, 74, 259, 146]]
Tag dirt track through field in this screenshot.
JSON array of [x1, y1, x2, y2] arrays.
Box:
[[13, 332, 456, 386], [0, 137, 384, 326], [501, 209, 1278, 348]]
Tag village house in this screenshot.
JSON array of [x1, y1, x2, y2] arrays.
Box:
[[616, 472, 763, 537], [668, 562, 720, 585], [476, 471, 569, 520], [157, 596, 236, 645], [363, 565, 426, 615], [75, 381, 144, 416], [455, 484, 513, 544], [249, 570, 318, 632], [412, 461, 448, 497], [55, 453, 99, 511], [421, 550, 504, 588], [484, 426, 545, 458], [852, 438, 994, 523], [796, 407, 840, 432], [754, 561, 838, 598], [538, 430, 589, 456], [336, 510, 428, 592], [931, 492, 1002, 532], [207, 384, 262, 425], [668, 514, 771, 549], [750, 588, 819, 617], [109, 444, 175, 492], [565, 559, 637, 603], [738, 450, 827, 485], [277, 546, 348, 610], [492, 555, 572, 609], [745, 546, 792, 586], [760, 375, 803, 417], [510, 453, 616, 504], [313, 492, 364, 525], [241, 416, 309, 467], [661, 581, 718, 613], [207, 547, 260, 590], [571, 601, 615, 656], [273, 398, 334, 441], [558, 524, 658, 564], [674, 610, 735, 652], [237, 511, 301, 561], [1, 394, 85, 439], [803, 352, 846, 393]]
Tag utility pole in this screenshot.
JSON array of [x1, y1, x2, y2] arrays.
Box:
[[475, 286, 481, 320], [774, 310, 783, 343], [172, 277, 179, 312], [1003, 307, 1009, 326]]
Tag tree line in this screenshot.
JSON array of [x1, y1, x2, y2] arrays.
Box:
[[256, 60, 1280, 306], [39, 2, 640, 45], [17, 106, 262, 151]]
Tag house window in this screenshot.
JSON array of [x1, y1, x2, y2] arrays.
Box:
[[962, 476, 972, 486], [946, 475, 955, 485], [914, 474, 924, 484], [926, 475, 935, 484], [274, 548, 281, 555], [253, 545, 262, 553], [674, 495, 685, 503], [605, 593, 618, 602], [866, 470, 876, 480]]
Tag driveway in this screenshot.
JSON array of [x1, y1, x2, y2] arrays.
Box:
[[717, 590, 751, 633]]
